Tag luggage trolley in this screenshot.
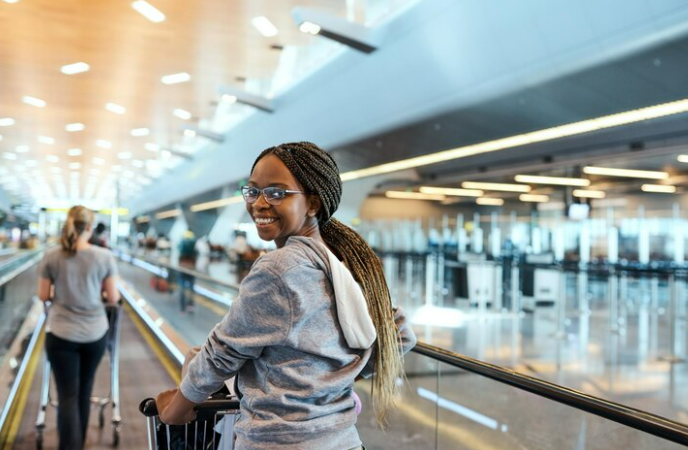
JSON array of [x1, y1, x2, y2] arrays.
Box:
[[35, 301, 123, 449], [139, 395, 240, 450]]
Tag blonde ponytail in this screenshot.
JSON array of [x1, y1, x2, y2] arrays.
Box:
[[60, 205, 94, 255]]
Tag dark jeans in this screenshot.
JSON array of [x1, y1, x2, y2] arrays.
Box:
[[179, 272, 195, 312], [45, 332, 107, 450]]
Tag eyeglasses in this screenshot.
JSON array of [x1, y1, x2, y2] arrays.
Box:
[[241, 185, 306, 206]]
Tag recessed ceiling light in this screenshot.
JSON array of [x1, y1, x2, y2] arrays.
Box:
[[222, 94, 237, 104], [38, 136, 55, 145], [476, 197, 504, 206], [641, 184, 676, 193], [105, 103, 126, 114], [92, 158, 105, 165], [161, 72, 191, 85], [2, 0, 20, 4], [678, 155, 688, 163], [25, 160, 37, 167], [184, 129, 196, 138], [145, 143, 160, 152], [66, 123, 85, 132], [96, 139, 112, 149], [131, 128, 150, 137], [61, 62, 90, 75], [117, 152, 132, 160], [23, 96, 46, 108], [299, 21, 321, 35], [419, 186, 483, 197], [67, 148, 82, 156], [46, 155, 60, 163], [132, 1, 165, 23], [385, 191, 445, 201], [69, 162, 81, 170], [132, 160, 144, 168], [519, 194, 550, 203], [462, 181, 531, 193], [173, 109, 191, 120], [15, 145, 29, 153], [583, 166, 668, 180], [573, 189, 606, 199], [2, 152, 17, 160], [252, 16, 278, 37], [514, 175, 590, 186], [0, 118, 15, 126]]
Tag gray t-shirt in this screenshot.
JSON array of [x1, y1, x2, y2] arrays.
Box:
[[38, 246, 118, 343]]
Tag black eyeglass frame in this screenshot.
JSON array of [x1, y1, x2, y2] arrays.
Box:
[[241, 185, 307, 205]]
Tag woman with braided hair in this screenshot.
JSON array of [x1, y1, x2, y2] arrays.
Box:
[[156, 142, 416, 449]]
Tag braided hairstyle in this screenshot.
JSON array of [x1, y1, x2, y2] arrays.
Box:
[[251, 142, 403, 425]]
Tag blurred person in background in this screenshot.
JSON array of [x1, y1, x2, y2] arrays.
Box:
[[37, 205, 120, 450], [88, 222, 108, 248]]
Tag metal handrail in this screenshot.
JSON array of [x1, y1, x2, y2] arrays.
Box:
[[413, 342, 688, 446], [116, 249, 240, 292]]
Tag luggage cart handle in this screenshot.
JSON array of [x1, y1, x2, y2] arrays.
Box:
[[139, 397, 241, 419]]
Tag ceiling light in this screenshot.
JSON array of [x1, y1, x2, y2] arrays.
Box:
[[117, 152, 132, 160], [38, 136, 55, 145], [92, 157, 105, 165], [299, 21, 321, 35], [161, 72, 191, 85], [190, 196, 243, 212], [3, 0, 20, 4], [173, 108, 191, 120], [385, 191, 445, 201], [678, 155, 688, 164], [105, 103, 126, 114], [96, 139, 112, 149], [50, 167, 62, 174], [131, 128, 150, 137], [0, 118, 15, 126], [222, 94, 237, 104], [132, 160, 144, 168], [419, 186, 483, 197], [23, 96, 46, 107], [65, 122, 85, 132], [573, 189, 606, 199], [25, 160, 37, 167], [461, 181, 531, 193], [476, 197, 504, 206], [145, 143, 160, 152], [46, 155, 59, 163], [641, 184, 676, 193], [341, 98, 688, 182], [252, 16, 279, 37], [132, 1, 165, 23], [60, 62, 90, 75], [184, 129, 196, 138], [155, 208, 181, 219], [520, 194, 550, 203], [514, 175, 590, 186], [69, 163, 81, 170], [2, 153, 17, 160], [67, 148, 82, 156], [583, 166, 669, 180]]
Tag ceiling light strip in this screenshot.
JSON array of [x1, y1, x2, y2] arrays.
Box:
[[340, 98, 688, 182], [190, 196, 244, 212], [515, 175, 590, 186], [583, 166, 668, 179], [476, 197, 504, 206], [573, 189, 606, 199], [461, 181, 531, 192], [385, 191, 445, 201], [132, 1, 165, 22], [155, 209, 181, 219], [419, 186, 483, 197], [519, 194, 550, 203], [641, 184, 676, 193]]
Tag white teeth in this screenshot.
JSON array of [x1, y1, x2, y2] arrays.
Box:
[[255, 218, 276, 225]]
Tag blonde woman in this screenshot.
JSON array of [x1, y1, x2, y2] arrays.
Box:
[[156, 143, 416, 449], [37, 206, 120, 450]]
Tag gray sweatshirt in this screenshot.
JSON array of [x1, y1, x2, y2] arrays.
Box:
[[180, 236, 416, 450]]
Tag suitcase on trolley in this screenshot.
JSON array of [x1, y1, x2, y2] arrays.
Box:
[[139, 394, 240, 450], [35, 301, 123, 449]]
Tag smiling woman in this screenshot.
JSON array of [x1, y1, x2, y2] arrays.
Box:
[[154, 142, 416, 450]]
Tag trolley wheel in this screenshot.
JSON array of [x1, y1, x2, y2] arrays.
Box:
[[112, 426, 120, 447], [99, 409, 105, 429]]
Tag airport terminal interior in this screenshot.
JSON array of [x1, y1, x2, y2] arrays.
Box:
[[1, 0, 688, 448]]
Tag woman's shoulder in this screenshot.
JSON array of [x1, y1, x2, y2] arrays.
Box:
[[253, 238, 326, 275]]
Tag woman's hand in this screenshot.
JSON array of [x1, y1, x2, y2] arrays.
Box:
[[155, 388, 197, 425]]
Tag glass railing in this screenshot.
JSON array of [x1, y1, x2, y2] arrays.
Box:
[[118, 252, 688, 449]]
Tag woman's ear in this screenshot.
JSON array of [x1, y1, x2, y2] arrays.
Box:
[[307, 195, 322, 218]]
